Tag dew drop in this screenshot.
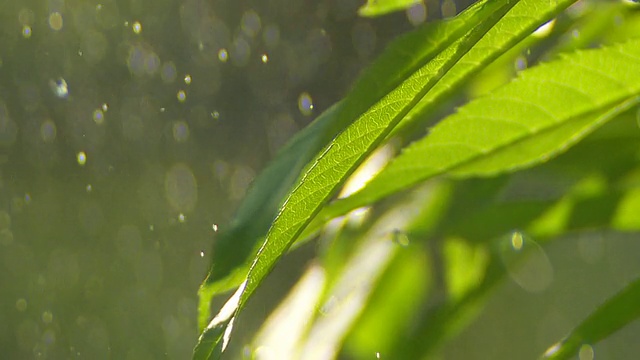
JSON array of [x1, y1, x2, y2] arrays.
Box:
[[298, 92, 314, 116], [200, 251, 205, 257], [178, 213, 186, 223], [211, 111, 220, 120], [101, 103, 109, 112], [261, 54, 268, 63], [86, 184, 92, 193], [184, 74, 192, 85], [212, 224, 218, 232]]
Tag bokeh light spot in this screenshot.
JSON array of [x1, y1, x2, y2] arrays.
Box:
[[161, 61, 177, 83], [42, 311, 53, 324], [184, 74, 192, 85], [172, 120, 190, 143], [298, 92, 314, 116], [262, 24, 280, 48], [48, 12, 64, 31], [77, 151, 87, 166], [49, 78, 69, 98], [132, 21, 142, 34], [165, 163, 198, 213], [40, 119, 57, 143], [218, 48, 228, 62], [261, 54, 268, 63], [93, 109, 105, 125], [407, 2, 427, 26], [16, 298, 27, 312], [22, 26, 32, 38], [241, 10, 262, 38], [177, 90, 187, 102]]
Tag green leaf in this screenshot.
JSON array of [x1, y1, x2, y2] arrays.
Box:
[[198, 0, 513, 330], [195, 0, 521, 356], [358, 0, 422, 18], [541, 277, 640, 360], [303, 0, 579, 238], [323, 39, 640, 226]]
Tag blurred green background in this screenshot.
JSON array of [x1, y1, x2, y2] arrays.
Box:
[[1, 0, 639, 359]]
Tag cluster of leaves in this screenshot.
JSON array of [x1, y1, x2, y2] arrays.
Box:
[[195, 0, 640, 358]]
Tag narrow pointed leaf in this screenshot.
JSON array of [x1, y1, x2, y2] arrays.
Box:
[[541, 277, 640, 360], [322, 39, 640, 226]]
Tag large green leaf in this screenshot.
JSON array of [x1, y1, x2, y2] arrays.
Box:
[[300, 0, 578, 240], [194, 1, 521, 357], [320, 39, 640, 227], [197, 0, 514, 331], [541, 277, 640, 360]]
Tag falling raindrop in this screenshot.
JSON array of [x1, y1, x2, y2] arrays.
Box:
[[500, 231, 553, 293], [22, 25, 32, 38], [77, 151, 87, 166], [218, 48, 228, 62], [132, 21, 142, 34], [49, 78, 69, 98], [177, 90, 186, 102]]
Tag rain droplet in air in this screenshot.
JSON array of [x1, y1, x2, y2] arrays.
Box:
[[77, 151, 87, 166], [218, 48, 228, 62], [132, 21, 142, 34], [93, 109, 105, 124], [22, 25, 32, 38], [48, 12, 63, 31], [501, 231, 553, 293], [298, 92, 314, 116], [177, 90, 186, 102], [49, 78, 69, 98]]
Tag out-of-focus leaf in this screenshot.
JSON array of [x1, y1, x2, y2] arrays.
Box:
[[358, 0, 422, 18], [541, 277, 640, 360]]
